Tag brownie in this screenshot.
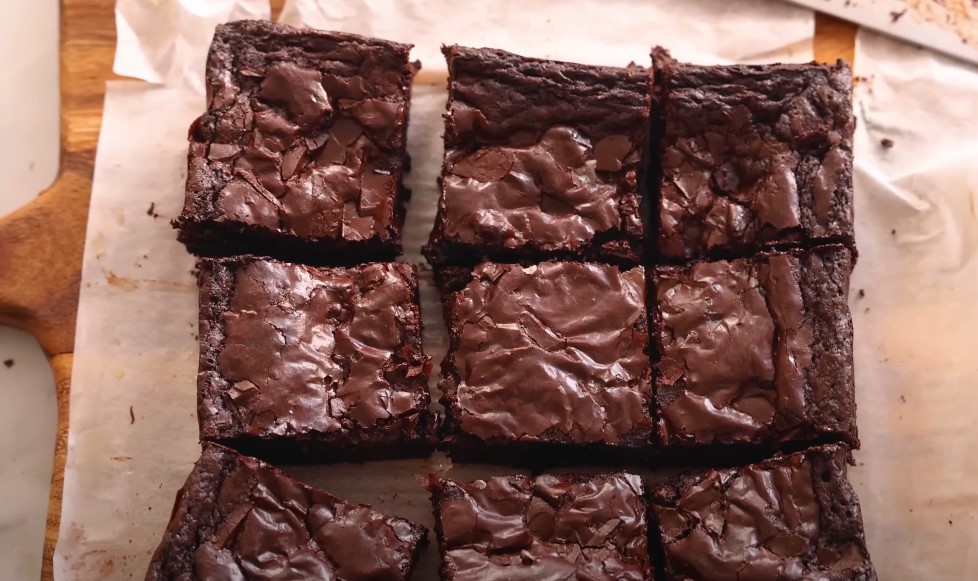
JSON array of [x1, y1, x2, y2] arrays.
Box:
[[652, 244, 857, 454], [422, 46, 651, 269], [654, 59, 854, 261], [174, 20, 418, 264], [429, 473, 652, 580], [146, 443, 427, 580], [650, 444, 877, 580], [438, 261, 653, 463], [197, 257, 435, 462]]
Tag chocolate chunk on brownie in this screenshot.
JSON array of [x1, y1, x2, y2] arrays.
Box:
[[652, 244, 857, 453], [438, 261, 653, 464], [197, 257, 435, 462], [650, 444, 877, 580], [147, 443, 427, 580], [175, 20, 418, 264], [655, 59, 854, 261], [423, 46, 651, 268], [429, 473, 652, 580]]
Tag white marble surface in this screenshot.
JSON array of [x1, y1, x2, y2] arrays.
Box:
[[0, 0, 61, 579]]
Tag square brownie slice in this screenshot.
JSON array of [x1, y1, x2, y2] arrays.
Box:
[[652, 244, 857, 453], [655, 59, 854, 261], [650, 444, 877, 580], [146, 443, 428, 580], [428, 473, 652, 580], [175, 20, 417, 264], [423, 46, 651, 269], [197, 257, 435, 462], [438, 261, 653, 463]]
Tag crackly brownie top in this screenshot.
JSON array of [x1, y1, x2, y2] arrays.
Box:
[[198, 258, 429, 440], [432, 473, 651, 580], [184, 20, 416, 240], [651, 444, 875, 581], [445, 261, 652, 445], [438, 46, 649, 251], [653, 245, 853, 447], [657, 60, 854, 260], [147, 443, 426, 580]]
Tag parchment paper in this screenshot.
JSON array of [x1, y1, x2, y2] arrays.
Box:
[[113, 0, 270, 92], [55, 1, 836, 578], [846, 29, 978, 580]]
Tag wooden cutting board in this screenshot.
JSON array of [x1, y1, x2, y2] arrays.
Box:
[[0, 1, 854, 578]]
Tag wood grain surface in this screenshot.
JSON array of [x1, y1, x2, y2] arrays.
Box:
[[0, 2, 853, 578]]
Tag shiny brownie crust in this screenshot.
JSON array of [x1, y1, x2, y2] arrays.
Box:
[[429, 473, 652, 580], [196, 257, 435, 462], [650, 444, 876, 581], [652, 244, 857, 453], [175, 20, 417, 264], [424, 46, 651, 268], [655, 60, 854, 261], [146, 443, 427, 580], [438, 261, 654, 464]]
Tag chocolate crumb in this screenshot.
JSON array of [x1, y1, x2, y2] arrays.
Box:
[[2, 359, 13, 369], [147, 203, 160, 219], [130, 405, 135, 425], [891, 229, 897, 236], [900, 395, 907, 403], [880, 138, 894, 149], [949, 520, 953, 525], [857, 289, 865, 299], [890, 9, 907, 22]]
